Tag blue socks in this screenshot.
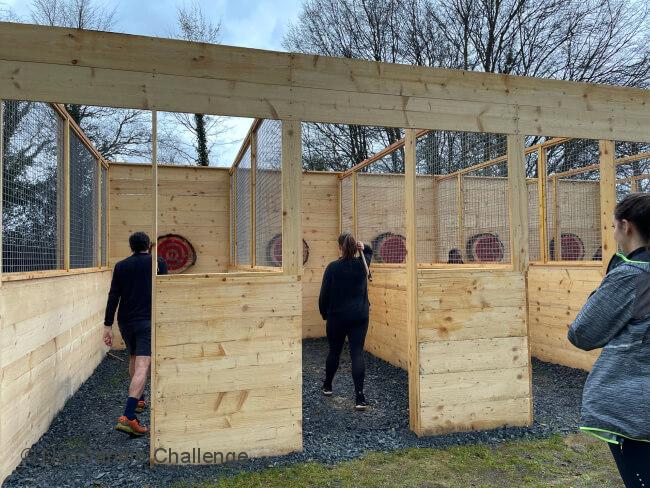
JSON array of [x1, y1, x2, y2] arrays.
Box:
[[124, 396, 138, 420]]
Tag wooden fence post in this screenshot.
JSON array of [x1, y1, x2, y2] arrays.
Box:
[[507, 134, 529, 272], [281, 120, 302, 275], [599, 140, 616, 272]]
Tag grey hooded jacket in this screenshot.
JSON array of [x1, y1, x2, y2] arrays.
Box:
[[568, 249, 650, 444]]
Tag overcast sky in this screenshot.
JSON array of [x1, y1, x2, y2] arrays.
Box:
[[1, 0, 302, 166]]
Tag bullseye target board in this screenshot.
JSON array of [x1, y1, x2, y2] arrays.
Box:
[[466, 233, 505, 262], [157, 234, 197, 273], [266, 234, 310, 267]]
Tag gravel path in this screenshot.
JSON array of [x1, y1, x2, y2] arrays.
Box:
[[3, 338, 588, 488]]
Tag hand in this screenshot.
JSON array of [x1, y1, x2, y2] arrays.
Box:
[[357, 241, 364, 251], [103, 326, 113, 348]]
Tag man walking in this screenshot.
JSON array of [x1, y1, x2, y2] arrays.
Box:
[[103, 232, 168, 436]]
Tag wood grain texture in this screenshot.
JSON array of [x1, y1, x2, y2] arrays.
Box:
[[0, 271, 111, 483]]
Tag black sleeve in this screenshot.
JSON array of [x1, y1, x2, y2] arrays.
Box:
[[104, 264, 121, 326], [319, 264, 332, 321], [157, 257, 169, 275], [360, 243, 373, 267]]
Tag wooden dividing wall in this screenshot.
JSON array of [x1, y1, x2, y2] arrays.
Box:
[[0, 271, 111, 482], [153, 273, 302, 460], [528, 265, 602, 371], [416, 269, 531, 434], [366, 267, 408, 369], [109, 163, 230, 273]]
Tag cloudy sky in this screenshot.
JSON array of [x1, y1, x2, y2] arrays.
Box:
[[1, 0, 302, 166]]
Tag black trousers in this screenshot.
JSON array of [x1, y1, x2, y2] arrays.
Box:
[[324, 318, 369, 394], [609, 438, 650, 488]]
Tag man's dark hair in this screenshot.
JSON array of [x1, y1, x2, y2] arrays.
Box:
[[615, 193, 650, 243], [129, 232, 151, 253]]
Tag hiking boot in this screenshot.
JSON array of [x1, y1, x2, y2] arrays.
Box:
[[355, 392, 368, 411], [135, 399, 147, 414], [115, 415, 148, 436], [322, 382, 333, 397]]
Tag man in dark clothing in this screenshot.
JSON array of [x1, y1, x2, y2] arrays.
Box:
[[103, 232, 168, 436]]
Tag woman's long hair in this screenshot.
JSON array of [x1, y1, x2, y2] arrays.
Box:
[[338, 233, 358, 260], [615, 193, 650, 246]]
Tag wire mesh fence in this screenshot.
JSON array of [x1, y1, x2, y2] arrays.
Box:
[[545, 139, 601, 261], [101, 164, 108, 266], [416, 131, 510, 265], [255, 119, 282, 267], [235, 146, 252, 266], [356, 154, 406, 264], [525, 148, 541, 262], [69, 130, 99, 269], [615, 141, 650, 200], [340, 176, 353, 234], [2, 101, 64, 273]]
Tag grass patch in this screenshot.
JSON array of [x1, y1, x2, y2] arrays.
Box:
[[175, 434, 621, 488]]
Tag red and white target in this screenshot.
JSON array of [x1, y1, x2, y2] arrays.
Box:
[[550, 233, 585, 261], [466, 233, 505, 262], [157, 234, 196, 273], [266, 234, 310, 267], [378, 234, 407, 263]]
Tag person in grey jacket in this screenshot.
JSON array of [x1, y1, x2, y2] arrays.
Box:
[[568, 193, 650, 488]]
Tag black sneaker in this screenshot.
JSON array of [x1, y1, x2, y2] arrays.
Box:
[[322, 382, 333, 396], [355, 392, 368, 411]]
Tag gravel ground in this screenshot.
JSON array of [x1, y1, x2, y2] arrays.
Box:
[[3, 338, 588, 488]]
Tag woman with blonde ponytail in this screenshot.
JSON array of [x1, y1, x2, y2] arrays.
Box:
[[319, 233, 373, 410]]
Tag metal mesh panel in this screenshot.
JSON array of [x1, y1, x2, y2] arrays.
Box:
[[69, 131, 98, 268], [101, 164, 108, 266], [416, 131, 509, 264], [356, 153, 405, 264], [235, 147, 252, 266], [255, 120, 282, 267], [2, 101, 63, 272], [340, 176, 353, 233], [230, 173, 235, 264], [545, 139, 601, 261], [526, 149, 541, 262], [615, 142, 650, 200]]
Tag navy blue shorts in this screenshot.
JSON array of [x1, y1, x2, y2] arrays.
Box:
[[118, 320, 151, 357]]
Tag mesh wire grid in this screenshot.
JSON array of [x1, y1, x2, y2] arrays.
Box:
[[235, 145, 252, 266], [255, 120, 282, 267], [615, 141, 650, 200], [69, 130, 99, 269], [101, 164, 108, 266], [416, 131, 509, 264], [340, 176, 353, 234], [545, 138, 601, 261], [2, 101, 64, 272]]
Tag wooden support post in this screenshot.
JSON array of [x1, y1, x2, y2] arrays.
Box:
[[338, 178, 343, 234], [404, 128, 421, 435], [281, 120, 302, 275], [599, 140, 617, 271], [352, 172, 358, 237], [0, 99, 3, 285], [507, 134, 529, 272], [250, 130, 257, 267], [63, 118, 71, 270], [431, 177, 439, 263], [552, 175, 560, 261], [149, 110, 158, 466], [537, 147, 548, 263], [456, 173, 463, 254]]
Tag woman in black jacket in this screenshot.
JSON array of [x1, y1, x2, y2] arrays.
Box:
[[319, 233, 373, 410]]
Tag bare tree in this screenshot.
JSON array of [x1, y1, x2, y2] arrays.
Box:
[[161, 1, 229, 166], [30, 0, 151, 161]]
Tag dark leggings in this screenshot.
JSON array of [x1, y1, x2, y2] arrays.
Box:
[[324, 319, 369, 394], [609, 438, 650, 488]]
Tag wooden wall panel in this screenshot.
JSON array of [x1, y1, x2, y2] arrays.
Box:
[[416, 269, 531, 435], [153, 273, 302, 461], [2, 23, 650, 142], [109, 163, 230, 274], [0, 271, 111, 484], [366, 267, 408, 369], [527, 265, 602, 371]]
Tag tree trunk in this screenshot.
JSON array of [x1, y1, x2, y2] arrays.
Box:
[[194, 113, 209, 166]]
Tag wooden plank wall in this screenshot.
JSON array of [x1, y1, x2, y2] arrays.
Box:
[[0, 271, 111, 483], [366, 267, 408, 369], [527, 265, 602, 371], [416, 269, 531, 434], [153, 273, 302, 460], [109, 163, 230, 273]]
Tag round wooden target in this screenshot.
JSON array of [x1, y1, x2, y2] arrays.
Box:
[[157, 234, 196, 273], [466, 233, 505, 262], [378, 234, 407, 263], [266, 234, 310, 267], [549, 233, 585, 261]]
